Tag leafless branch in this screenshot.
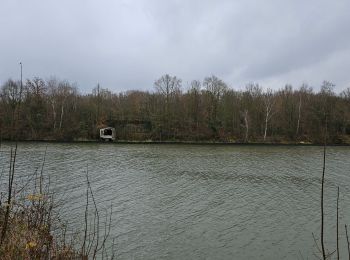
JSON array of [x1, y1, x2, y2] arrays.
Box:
[[336, 186, 339, 260], [320, 127, 327, 260], [346, 224, 350, 260]]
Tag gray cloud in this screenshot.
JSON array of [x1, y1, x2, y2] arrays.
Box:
[[1, 0, 349, 93]]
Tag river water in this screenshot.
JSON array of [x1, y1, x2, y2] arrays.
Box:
[[1, 142, 350, 259]]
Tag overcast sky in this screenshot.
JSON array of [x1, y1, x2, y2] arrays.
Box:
[[1, 0, 350, 93]]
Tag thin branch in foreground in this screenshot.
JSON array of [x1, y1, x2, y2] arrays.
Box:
[[336, 186, 340, 260], [345, 224, 350, 260], [39, 146, 48, 194], [0, 145, 17, 245], [320, 142, 326, 260], [87, 175, 100, 260], [82, 174, 89, 256], [312, 232, 323, 258]]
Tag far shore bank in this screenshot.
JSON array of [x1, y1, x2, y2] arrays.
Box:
[[1, 139, 350, 146]]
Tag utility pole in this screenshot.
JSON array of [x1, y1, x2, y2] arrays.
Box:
[[97, 83, 100, 126], [15, 62, 23, 140], [19, 62, 23, 99]]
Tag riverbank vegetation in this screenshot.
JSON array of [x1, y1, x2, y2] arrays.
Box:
[[0, 145, 114, 259], [1, 75, 350, 144]]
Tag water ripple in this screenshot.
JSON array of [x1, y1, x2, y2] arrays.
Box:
[[1, 143, 350, 259]]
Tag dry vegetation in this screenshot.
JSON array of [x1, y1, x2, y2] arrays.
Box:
[[0, 145, 114, 259]]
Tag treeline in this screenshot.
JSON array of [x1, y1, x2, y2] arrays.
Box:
[[1, 74, 350, 143]]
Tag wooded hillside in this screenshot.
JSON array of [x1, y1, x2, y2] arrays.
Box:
[[1, 75, 350, 144]]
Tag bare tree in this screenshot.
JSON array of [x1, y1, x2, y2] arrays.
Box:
[[188, 80, 202, 131], [203, 75, 227, 125], [0, 80, 22, 139], [57, 81, 75, 130], [296, 93, 302, 137], [1, 79, 22, 110], [341, 87, 350, 100], [47, 78, 59, 130], [154, 74, 182, 135], [263, 88, 275, 141], [26, 77, 47, 97], [154, 74, 182, 110], [246, 83, 262, 98], [203, 75, 227, 98], [241, 109, 249, 142]]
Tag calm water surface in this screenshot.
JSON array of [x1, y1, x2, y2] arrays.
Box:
[[1, 142, 350, 259]]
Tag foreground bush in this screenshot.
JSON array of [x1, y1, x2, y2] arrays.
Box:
[[0, 192, 85, 259], [0, 147, 113, 259]]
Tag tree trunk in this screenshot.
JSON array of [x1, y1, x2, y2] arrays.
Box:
[[244, 110, 249, 142], [296, 95, 301, 137], [264, 115, 268, 141], [59, 103, 64, 130], [51, 101, 56, 130], [264, 107, 270, 141]]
